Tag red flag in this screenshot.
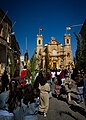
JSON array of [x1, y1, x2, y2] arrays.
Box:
[[39, 28, 43, 31], [39, 28, 43, 35]]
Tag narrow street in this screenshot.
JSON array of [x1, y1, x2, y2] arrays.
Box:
[[0, 2, 86, 120], [38, 96, 86, 120], [38, 82, 86, 120]]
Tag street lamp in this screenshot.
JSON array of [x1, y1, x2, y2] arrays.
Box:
[[66, 24, 83, 33], [65, 23, 83, 66]]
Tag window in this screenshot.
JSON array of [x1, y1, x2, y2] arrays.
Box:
[[39, 40, 41, 44], [67, 39, 69, 44]]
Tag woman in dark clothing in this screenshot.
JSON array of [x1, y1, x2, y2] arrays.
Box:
[[1, 70, 9, 92], [7, 78, 19, 112]]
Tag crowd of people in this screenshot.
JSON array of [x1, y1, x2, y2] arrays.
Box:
[[0, 66, 86, 120], [51, 68, 86, 105], [0, 66, 51, 120]]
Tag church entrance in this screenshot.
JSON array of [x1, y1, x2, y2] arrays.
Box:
[[53, 62, 56, 68]]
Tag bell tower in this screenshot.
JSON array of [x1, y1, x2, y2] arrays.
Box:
[[64, 34, 71, 46], [64, 34, 73, 68], [36, 34, 43, 55]]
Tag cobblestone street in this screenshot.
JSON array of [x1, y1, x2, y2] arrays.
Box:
[[38, 96, 86, 120], [38, 82, 86, 120]]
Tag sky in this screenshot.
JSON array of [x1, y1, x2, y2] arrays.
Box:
[[0, 0, 86, 59]]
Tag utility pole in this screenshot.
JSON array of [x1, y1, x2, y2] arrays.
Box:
[[24, 37, 29, 66]]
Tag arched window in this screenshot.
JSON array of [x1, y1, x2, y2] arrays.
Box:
[[67, 39, 69, 44], [39, 40, 41, 44]]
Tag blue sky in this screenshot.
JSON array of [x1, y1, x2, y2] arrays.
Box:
[[0, 0, 86, 59]]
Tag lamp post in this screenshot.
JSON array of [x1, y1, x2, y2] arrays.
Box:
[[44, 44, 49, 73], [66, 23, 83, 68]]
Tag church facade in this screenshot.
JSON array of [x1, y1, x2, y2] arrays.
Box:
[[36, 34, 73, 70]]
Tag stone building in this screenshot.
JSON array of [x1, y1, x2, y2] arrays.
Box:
[[0, 9, 20, 77], [36, 34, 73, 70]]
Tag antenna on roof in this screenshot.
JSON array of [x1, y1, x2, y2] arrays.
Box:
[[0, 10, 8, 24]]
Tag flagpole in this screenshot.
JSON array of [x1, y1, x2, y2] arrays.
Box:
[[39, 28, 43, 35], [26, 36, 28, 51], [39, 28, 40, 35]]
